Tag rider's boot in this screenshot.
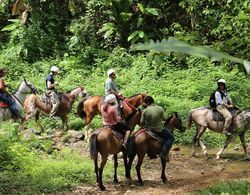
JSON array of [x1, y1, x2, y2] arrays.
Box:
[[122, 130, 131, 151], [159, 146, 171, 162]]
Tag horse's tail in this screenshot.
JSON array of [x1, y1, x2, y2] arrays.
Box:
[[127, 135, 136, 158], [89, 133, 98, 160], [187, 110, 194, 129], [77, 99, 86, 118]]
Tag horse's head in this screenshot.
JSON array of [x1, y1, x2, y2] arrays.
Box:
[[126, 93, 148, 108], [18, 79, 37, 94], [164, 112, 186, 133], [69, 86, 88, 99]]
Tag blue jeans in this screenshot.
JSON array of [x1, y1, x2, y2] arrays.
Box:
[[0, 92, 19, 116], [154, 128, 175, 148]]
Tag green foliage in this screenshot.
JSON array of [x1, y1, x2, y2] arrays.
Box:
[[191, 180, 250, 195]]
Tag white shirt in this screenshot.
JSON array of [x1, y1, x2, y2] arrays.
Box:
[[215, 90, 231, 105]]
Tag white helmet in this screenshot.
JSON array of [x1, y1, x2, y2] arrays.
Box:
[[105, 94, 116, 104], [217, 79, 226, 84], [107, 69, 116, 76], [51, 65, 59, 73]]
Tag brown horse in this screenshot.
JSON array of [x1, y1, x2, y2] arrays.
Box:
[[187, 107, 250, 160], [77, 93, 147, 137], [22, 86, 87, 131], [89, 109, 141, 191], [126, 112, 185, 185]]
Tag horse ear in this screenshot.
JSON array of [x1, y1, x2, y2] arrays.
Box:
[[173, 112, 178, 117]]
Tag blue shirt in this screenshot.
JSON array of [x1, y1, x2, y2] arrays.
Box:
[[105, 78, 119, 95], [46, 74, 55, 90]]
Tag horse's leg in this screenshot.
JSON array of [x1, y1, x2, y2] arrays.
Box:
[[113, 154, 119, 183], [193, 126, 207, 158], [84, 114, 93, 139], [136, 153, 145, 185], [160, 158, 167, 183], [126, 152, 135, 180], [192, 127, 199, 157], [35, 111, 44, 132], [239, 133, 249, 159], [94, 153, 99, 184], [216, 135, 233, 160], [99, 154, 108, 191], [61, 115, 68, 131], [21, 113, 31, 131]]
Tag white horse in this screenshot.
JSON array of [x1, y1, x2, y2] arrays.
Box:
[[0, 79, 37, 122], [187, 107, 250, 160]]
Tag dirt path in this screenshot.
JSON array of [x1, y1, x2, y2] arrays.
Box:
[[65, 144, 250, 195]]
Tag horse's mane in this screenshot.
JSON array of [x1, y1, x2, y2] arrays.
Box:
[[13, 80, 23, 94], [128, 93, 146, 98]]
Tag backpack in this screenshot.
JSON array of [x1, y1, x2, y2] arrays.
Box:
[[209, 90, 224, 108]]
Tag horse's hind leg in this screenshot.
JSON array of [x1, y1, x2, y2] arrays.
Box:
[[84, 114, 93, 139], [126, 153, 135, 180], [136, 153, 145, 185], [94, 154, 99, 184], [239, 133, 249, 159], [113, 154, 119, 183], [35, 112, 44, 132], [99, 155, 108, 191], [193, 126, 207, 158], [160, 158, 167, 183]]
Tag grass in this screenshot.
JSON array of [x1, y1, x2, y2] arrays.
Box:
[[191, 180, 250, 195]]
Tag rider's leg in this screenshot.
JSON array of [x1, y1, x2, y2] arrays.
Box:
[[159, 129, 175, 162], [50, 91, 60, 117], [217, 105, 232, 135]]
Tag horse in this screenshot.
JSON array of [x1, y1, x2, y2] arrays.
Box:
[[0, 79, 37, 122], [126, 112, 185, 185], [22, 86, 87, 131], [89, 109, 141, 191], [187, 107, 250, 160], [77, 93, 147, 138]]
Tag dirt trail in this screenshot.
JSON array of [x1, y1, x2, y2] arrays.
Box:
[[67, 145, 250, 195]]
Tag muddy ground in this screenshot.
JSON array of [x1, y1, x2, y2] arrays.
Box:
[[62, 141, 250, 195]]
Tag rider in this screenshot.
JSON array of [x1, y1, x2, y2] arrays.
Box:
[[105, 68, 124, 117], [215, 79, 233, 136], [141, 96, 174, 162], [101, 94, 131, 150], [46, 65, 60, 117], [0, 68, 24, 121]]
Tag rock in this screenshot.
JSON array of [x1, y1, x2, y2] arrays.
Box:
[[172, 146, 180, 151]]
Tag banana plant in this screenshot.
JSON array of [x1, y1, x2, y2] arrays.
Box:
[[131, 37, 250, 74]]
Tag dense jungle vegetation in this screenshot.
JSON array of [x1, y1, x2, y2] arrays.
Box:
[[0, 0, 249, 193]]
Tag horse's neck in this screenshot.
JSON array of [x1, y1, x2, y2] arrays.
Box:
[[68, 87, 81, 100], [13, 89, 26, 104], [127, 95, 141, 107]]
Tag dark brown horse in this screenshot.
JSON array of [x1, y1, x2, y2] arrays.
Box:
[[187, 107, 250, 160], [126, 112, 185, 185], [22, 86, 87, 131], [89, 109, 141, 191], [77, 93, 147, 138]]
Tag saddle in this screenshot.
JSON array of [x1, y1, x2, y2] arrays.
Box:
[[0, 101, 9, 108], [104, 125, 124, 143], [41, 92, 63, 106], [212, 107, 241, 121], [136, 129, 164, 146]]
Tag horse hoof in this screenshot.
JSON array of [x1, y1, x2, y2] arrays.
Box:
[[216, 156, 220, 160], [113, 178, 119, 183], [100, 185, 106, 191], [162, 178, 167, 183], [139, 181, 144, 186], [192, 153, 198, 158]]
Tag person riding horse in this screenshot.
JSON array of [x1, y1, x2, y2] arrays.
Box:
[[105, 69, 124, 117], [46, 65, 60, 118], [141, 96, 174, 162], [0, 68, 24, 121], [101, 94, 131, 150], [215, 79, 233, 135]]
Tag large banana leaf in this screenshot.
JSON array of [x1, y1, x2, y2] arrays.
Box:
[[131, 37, 250, 74]]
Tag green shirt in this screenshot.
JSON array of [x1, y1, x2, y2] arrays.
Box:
[[140, 104, 167, 132]]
